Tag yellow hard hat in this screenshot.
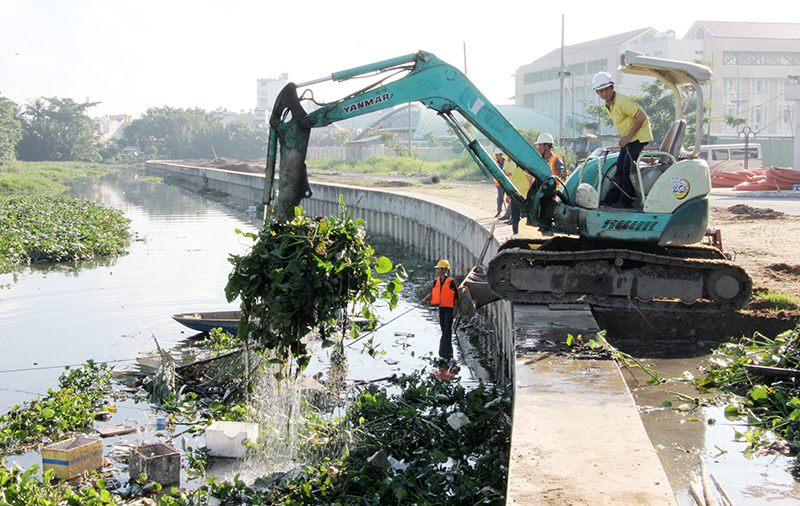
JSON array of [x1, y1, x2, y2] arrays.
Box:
[[435, 259, 450, 269]]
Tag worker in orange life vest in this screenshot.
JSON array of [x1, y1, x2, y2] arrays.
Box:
[[536, 133, 565, 179], [422, 259, 460, 361]]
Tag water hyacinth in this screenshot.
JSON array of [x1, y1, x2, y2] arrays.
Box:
[[0, 194, 130, 271], [697, 328, 800, 464]]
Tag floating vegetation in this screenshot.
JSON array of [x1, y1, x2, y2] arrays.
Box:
[[0, 368, 511, 506], [0, 361, 113, 454], [202, 371, 511, 505], [0, 161, 123, 193], [697, 327, 800, 464], [0, 194, 130, 272]]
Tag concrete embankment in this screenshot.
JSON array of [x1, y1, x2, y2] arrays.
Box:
[[145, 161, 677, 504]]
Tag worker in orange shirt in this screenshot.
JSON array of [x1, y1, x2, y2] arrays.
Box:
[[422, 259, 460, 362], [536, 133, 565, 179]]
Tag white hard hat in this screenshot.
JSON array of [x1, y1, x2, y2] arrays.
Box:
[[536, 133, 555, 145], [494, 148, 503, 155], [592, 71, 614, 91]]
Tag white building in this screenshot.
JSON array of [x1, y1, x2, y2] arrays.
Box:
[[515, 21, 800, 156], [687, 21, 800, 137], [94, 114, 132, 142], [255, 73, 289, 128]]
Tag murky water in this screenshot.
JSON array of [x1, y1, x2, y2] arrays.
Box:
[[1, 173, 255, 411], [0, 170, 475, 484], [623, 353, 800, 505], [0, 172, 467, 409]]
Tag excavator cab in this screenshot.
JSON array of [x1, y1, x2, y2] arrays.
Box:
[[567, 50, 712, 217]]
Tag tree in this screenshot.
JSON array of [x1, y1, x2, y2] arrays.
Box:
[[16, 97, 99, 161], [122, 107, 227, 159], [219, 120, 268, 160], [330, 128, 354, 147], [515, 127, 544, 147], [378, 131, 418, 158], [0, 97, 22, 165], [725, 114, 748, 130], [422, 131, 439, 147]]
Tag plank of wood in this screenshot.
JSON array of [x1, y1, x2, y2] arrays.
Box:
[[743, 364, 800, 378], [96, 425, 137, 438]]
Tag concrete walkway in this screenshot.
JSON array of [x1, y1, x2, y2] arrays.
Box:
[[505, 305, 677, 505]]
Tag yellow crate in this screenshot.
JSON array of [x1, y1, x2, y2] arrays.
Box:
[[42, 436, 103, 480]]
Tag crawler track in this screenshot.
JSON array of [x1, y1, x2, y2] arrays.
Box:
[[487, 236, 752, 313]]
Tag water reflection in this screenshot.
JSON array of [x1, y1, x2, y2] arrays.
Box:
[[0, 171, 256, 411], [0, 170, 466, 414]]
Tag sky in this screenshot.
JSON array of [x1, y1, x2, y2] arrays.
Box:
[[1, 0, 797, 119]]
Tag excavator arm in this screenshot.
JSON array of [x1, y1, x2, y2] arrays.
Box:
[[265, 50, 561, 221]]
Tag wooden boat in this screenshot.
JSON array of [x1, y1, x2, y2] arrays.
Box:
[[172, 310, 371, 335], [171, 311, 241, 334]]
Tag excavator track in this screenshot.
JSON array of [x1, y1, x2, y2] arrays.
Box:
[[487, 237, 752, 313]]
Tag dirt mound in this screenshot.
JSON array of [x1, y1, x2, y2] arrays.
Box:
[[373, 180, 415, 188], [181, 159, 262, 173], [767, 263, 800, 276], [726, 204, 785, 220]]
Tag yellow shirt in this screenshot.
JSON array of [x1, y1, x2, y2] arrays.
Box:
[[608, 93, 654, 144], [509, 161, 532, 198]]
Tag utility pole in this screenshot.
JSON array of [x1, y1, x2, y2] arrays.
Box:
[[558, 14, 565, 146], [409, 103, 413, 150], [463, 41, 468, 76]]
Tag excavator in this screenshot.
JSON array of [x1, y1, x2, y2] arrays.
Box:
[[265, 50, 752, 312]]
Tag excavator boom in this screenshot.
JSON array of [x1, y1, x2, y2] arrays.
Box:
[[266, 51, 559, 222]]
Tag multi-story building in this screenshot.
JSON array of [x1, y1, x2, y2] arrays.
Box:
[[94, 114, 132, 142], [515, 21, 800, 164], [255, 74, 289, 128]]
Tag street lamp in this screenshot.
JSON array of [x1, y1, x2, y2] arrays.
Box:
[[738, 125, 756, 171]]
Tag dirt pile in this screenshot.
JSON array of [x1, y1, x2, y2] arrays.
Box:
[[726, 203, 786, 220], [710, 205, 800, 299], [182, 158, 262, 173]]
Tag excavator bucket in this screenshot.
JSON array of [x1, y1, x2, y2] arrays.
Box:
[[460, 265, 500, 311], [266, 83, 313, 222]]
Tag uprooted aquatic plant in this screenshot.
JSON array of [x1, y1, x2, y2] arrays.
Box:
[[225, 198, 407, 374], [696, 327, 800, 463]]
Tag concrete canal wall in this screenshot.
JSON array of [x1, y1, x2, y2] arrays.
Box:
[[146, 161, 515, 386]]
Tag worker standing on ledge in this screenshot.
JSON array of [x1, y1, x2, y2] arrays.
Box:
[[593, 71, 653, 208], [493, 148, 509, 218], [422, 259, 460, 362]]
